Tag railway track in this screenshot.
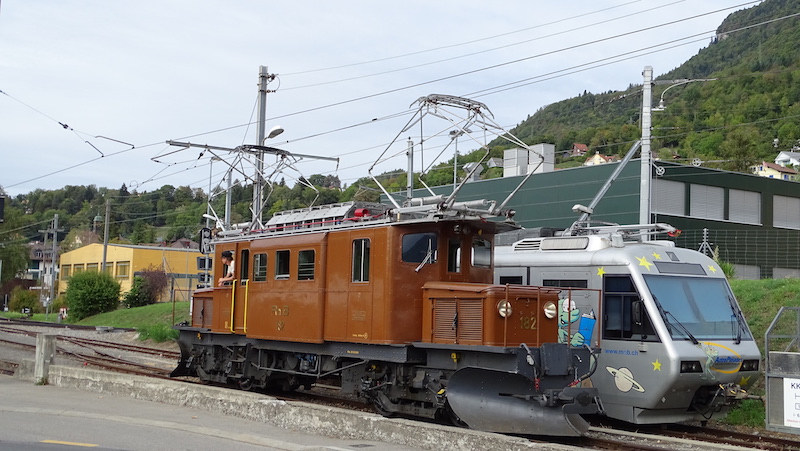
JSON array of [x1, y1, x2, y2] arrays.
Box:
[[0, 324, 179, 379], [2, 322, 793, 450]]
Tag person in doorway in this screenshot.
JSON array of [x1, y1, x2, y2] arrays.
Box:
[[218, 250, 235, 286]]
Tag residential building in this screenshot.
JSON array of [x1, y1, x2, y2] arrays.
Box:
[[752, 161, 797, 181], [584, 151, 619, 166], [58, 243, 204, 301], [775, 150, 800, 168], [571, 143, 589, 157]]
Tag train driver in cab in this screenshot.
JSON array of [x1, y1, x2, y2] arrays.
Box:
[[218, 250, 235, 286]]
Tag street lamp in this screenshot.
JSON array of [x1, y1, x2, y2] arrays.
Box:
[[652, 77, 717, 111], [265, 125, 284, 141], [640, 67, 716, 225]]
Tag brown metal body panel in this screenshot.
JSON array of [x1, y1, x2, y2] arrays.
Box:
[[207, 218, 505, 345], [323, 228, 388, 343], [244, 233, 327, 343], [190, 289, 216, 329], [422, 281, 561, 347]]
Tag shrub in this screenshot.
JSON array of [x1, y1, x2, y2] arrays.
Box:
[[65, 271, 121, 320], [9, 286, 42, 314], [123, 276, 151, 308]]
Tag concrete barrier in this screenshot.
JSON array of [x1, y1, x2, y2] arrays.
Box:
[[15, 361, 577, 450]]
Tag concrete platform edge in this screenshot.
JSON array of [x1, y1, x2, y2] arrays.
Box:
[[15, 360, 577, 450]]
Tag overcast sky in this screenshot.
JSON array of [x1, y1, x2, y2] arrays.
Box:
[[0, 1, 759, 197]]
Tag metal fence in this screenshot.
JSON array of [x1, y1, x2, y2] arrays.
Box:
[[673, 228, 800, 279]]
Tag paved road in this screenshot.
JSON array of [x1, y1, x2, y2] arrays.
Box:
[[0, 375, 421, 451]]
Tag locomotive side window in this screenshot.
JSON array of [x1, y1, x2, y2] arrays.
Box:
[[543, 279, 588, 288], [603, 275, 658, 341], [352, 238, 370, 282], [447, 237, 461, 273], [471, 238, 491, 268], [298, 250, 315, 280], [499, 276, 523, 285], [253, 253, 267, 282], [402, 233, 438, 263], [275, 250, 290, 280], [239, 249, 250, 283]]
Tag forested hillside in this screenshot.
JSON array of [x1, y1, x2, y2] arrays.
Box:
[[503, 0, 800, 172]]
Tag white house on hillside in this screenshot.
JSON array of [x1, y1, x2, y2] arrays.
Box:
[[775, 151, 800, 168]]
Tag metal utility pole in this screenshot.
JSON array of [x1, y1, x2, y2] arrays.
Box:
[[640, 66, 653, 225], [252, 65, 275, 229], [406, 139, 414, 201], [102, 199, 110, 272], [38, 214, 62, 318], [49, 214, 58, 304]]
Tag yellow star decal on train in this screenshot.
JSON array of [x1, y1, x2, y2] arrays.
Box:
[[651, 251, 662, 260], [597, 267, 606, 277], [708, 265, 717, 273], [740, 375, 751, 386], [637, 256, 653, 271], [652, 359, 662, 371]]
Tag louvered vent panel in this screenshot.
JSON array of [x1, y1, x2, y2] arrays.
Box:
[[457, 299, 484, 342], [514, 239, 542, 251], [433, 299, 457, 341]]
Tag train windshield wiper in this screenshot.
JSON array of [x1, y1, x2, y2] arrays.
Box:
[[415, 239, 435, 273], [653, 296, 699, 345], [729, 295, 744, 344], [663, 309, 699, 345]]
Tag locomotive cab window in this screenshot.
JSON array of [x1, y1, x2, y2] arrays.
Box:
[[471, 237, 491, 268], [298, 249, 315, 280], [239, 249, 250, 284], [275, 250, 290, 280], [447, 237, 461, 273], [402, 233, 437, 264], [253, 253, 267, 282], [352, 238, 370, 282], [603, 275, 658, 342]]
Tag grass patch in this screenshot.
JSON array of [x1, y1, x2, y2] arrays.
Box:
[[1, 301, 190, 343], [720, 399, 766, 428], [137, 323, 180, 342]]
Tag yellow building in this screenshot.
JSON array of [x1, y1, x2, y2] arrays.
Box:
[[58, 243, 204, 301]]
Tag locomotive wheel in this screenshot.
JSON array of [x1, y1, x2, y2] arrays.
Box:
[[371, 395, 396, 418], [238, 377, 254, 391]]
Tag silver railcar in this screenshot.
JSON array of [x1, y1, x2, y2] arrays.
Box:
[[494, 224, 761, 424]]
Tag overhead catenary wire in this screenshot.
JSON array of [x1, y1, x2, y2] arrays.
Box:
[[2, 2, 785, 194]]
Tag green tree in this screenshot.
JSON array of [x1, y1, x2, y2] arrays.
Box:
[[65, 271, 121, 320], [9, 286, 42, 314]]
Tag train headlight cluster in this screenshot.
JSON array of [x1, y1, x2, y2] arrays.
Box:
[[741, 359, 759, 371], [680, 360, 703, 373], [497, 300, 512, 318], [543, 301, 557, 319]]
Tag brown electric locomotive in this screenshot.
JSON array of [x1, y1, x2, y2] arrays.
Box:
[[171, 94, 602, 436], [172, 201, 601, 436]]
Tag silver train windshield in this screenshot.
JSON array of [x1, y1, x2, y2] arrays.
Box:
[[642, 275, 752, 342]]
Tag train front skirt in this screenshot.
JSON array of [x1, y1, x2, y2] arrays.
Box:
[[445, 367, 597, 437]]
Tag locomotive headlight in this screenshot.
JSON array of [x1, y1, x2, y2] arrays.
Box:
[[497, 300, 512, 318], [543, 301, 557, 319], [741, 359, 760, 372], [680, 360, 703, 373]]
